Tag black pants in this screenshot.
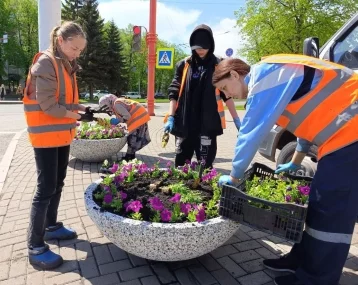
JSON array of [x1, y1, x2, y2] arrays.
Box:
[[175, 135, 217, 169], [27, 146, 70, 249]]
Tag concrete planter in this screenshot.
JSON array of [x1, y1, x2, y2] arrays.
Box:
[[84, 180, 240, 261], [70, 137, 127, 163]]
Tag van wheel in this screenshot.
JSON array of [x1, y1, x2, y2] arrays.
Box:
[[276, 141, 317, 177]]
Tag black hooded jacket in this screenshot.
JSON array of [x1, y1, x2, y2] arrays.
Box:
[[168, 24, 229, 138]]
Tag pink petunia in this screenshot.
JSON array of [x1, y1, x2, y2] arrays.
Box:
[[170, 193, 181, 203], [104, 193, 113, 204], [126, 200, 143, 213], [196, 208, 206, 222], [161, 209, 172, 222], [149, 197, 164, 211]]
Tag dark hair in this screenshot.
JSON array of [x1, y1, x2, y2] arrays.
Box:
[[212, 58, 251, 84], [50, 21, 86, 53]]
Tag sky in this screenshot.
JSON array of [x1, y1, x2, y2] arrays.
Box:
[[97, 0, 246, 58]]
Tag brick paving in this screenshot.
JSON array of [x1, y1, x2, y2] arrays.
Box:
[[0, 114, 357, 285]]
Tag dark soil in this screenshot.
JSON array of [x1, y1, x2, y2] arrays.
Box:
[[93, 175, 215, 222]]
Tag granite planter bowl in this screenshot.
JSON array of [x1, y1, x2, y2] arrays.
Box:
[[84, 179, 240, 261], [70, 137, 127, 163]]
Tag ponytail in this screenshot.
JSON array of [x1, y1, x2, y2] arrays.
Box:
[[50, 26, 61, 53]]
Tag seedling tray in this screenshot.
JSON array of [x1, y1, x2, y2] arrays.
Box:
[[219, 163, 312, 243]]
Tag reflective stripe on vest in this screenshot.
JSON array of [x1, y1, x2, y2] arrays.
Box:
[[177, 61, 226, 129], [261, 54, 358, 159], [305, 225, 352, 244], [113, 99, 150, 134], [23, 50, 79, 148]]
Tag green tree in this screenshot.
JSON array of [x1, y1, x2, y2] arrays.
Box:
[[236, 0, 358, 64], [103, 21, 128, 93], [62, 0, 84, 21], [78, 0, 108, 98]]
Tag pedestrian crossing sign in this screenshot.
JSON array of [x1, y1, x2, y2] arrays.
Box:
[[156, 48, 175, 69]]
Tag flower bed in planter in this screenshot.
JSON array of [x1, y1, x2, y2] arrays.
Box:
[[70, 120, 127, 163], [84, 160, 240, 261]]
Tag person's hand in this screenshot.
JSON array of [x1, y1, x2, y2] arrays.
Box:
[[233, 117, 241, 131], [164, 116, 174, 133], [218, 175, 239, 187], [78, 112, 94, 122], [275, 162, 300, 174]]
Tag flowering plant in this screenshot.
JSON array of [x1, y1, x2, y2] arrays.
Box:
[[93, 159, 221, 223], [75, 119, 126, 140], [246, 175, 310, 208]]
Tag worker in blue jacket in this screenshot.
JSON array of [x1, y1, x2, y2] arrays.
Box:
[[212, 56, 358, 285]]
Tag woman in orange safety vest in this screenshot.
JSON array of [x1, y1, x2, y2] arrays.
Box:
[[23, 21, 93, 270], [99, 94, 151, 161], [213, 55, 358, 285]]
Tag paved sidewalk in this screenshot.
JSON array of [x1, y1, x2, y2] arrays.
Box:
[[0, 115, 357, 285]]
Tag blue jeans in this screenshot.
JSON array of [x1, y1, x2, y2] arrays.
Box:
[[292, 141, 358, 285], [27, 146, 70, 249]]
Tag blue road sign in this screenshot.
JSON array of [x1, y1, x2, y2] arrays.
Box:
[[156, 48, 175, 69], [226, 48, 233, 57]]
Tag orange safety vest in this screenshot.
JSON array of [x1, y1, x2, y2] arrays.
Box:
[[261, 54, 358, 160], [163, 58, 226, 129], [113, 98, 150, 134], [23, 51, 79, 148]]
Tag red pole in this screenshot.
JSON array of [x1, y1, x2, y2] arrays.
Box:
[[146, 0, 157, 116]]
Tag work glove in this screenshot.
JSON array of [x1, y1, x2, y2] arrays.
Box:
[[218, 175, 239, 187], [85, 106, 95, 113], [233, 117, 241, 131], [164, 116, 174, 133], [275, 162, 300, 174], [78, 112, 94, 122], [110, 117, 124, 125]]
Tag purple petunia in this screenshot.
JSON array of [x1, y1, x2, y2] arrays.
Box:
[[104, 193, 113, 204], [180, 203, 191, 215], [166, 161, 172, 168], [149, 197, 164, 211], [114, 172, 126, 185], [196, 208, 206, 222], [103, 185, 111, 193], [202, 168, 219, 182], [137, 164, 149, 174], [120, 191, 127, 200], [285, 195, 292, 202], [182, 165, 189, 174], [298, 185, 310, 196], [161, 209, 172, 222], [190, 161, 198, 170], [126, 200, 143, 213], [170, 193, 181, 203], [110, 163, 119, 173]]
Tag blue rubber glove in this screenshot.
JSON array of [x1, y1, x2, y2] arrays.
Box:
[[218, 175, 237, 187], [275, 162, 300, 174], [233, 117, 241, 131], [164, 116, 174, 133], [110, 118, 120, 125]]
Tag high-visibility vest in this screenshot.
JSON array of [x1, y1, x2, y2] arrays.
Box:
[[164, 57, 226, 129], [23, 51, 79, 148], [113, 98, 150, 134], [261, 54, 358, 160]]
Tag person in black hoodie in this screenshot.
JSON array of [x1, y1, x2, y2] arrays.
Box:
[[164, 24, 241, 169]]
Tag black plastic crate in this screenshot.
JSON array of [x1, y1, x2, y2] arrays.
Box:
[[219, 163, 312, 243]]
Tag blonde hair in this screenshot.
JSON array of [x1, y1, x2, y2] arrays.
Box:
[[50, 21, 86, 53]]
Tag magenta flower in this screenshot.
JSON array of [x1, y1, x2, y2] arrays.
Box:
[[285, 195, 292, 202], [110, 163, 119, 173], [120, 191, 127, 200], [137, 164, 149, 174], [185, 160, 191, 165], [126, 200, 143, 213], [170, 193, 181, 203], [166, 161, 172, 168], [180, 203, 191, 215], [190, 161, 198, 170], [123, 164, 133, 172], [196, 208, 206, 222], [104, 193, 113, 204], [298, 185, 310, 196], [114, 173, 125, 185], [76, 122, 80, 126], [149, 197, 164, 211], [103, 185, 110, 193], [102, 129, 108, 135], [161, 209, 172, 222], [182, 165, 189, 174]]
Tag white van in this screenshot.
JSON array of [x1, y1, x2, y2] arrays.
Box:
[[125, 92, 141, 99], [258, 12, 358, 177]]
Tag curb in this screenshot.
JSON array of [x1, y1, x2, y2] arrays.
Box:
[[0, 129, 27, 194]]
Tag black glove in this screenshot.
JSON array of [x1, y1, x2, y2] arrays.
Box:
[[85, 106, 94, 113], [78, 112, 94, 122], [93, 105, 111, 114]]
